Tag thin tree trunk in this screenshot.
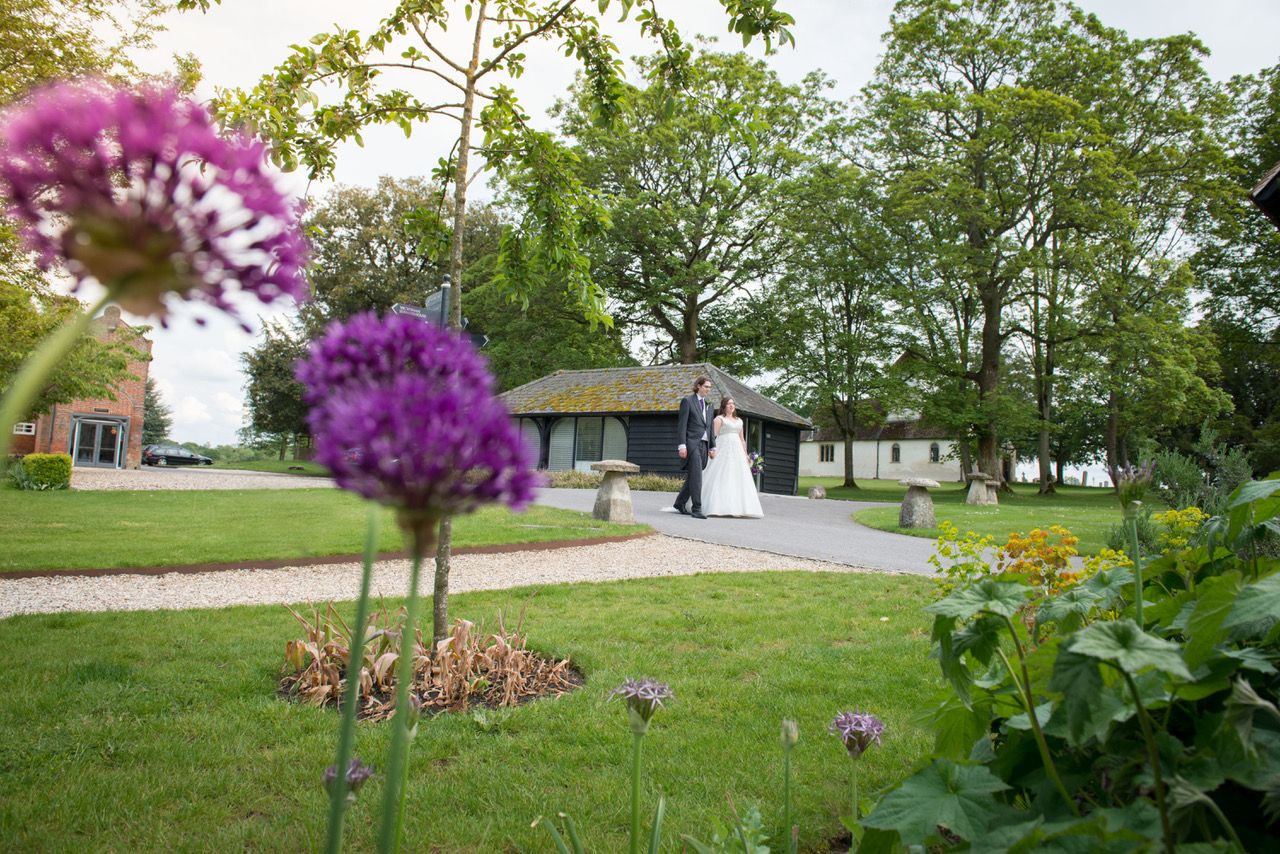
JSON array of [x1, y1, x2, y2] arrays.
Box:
[[1106, 389, 1120, 488], [433, 0, 488, 645], [1055, 457, 1065, 485], [278, 436, 287, 461], [977, 287, 1003, 484], [958, 442, 973, 482]]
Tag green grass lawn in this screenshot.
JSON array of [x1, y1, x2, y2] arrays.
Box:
[[798, 478, 1130, 555], [0, 489, 646, 573], [214, 459, 332, 477], [0, 571, 937, 852]]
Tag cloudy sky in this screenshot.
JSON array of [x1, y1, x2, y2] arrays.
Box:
[[127, 0, 1280, 446]]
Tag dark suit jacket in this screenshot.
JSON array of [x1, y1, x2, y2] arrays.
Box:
[[677, 394, 716, 451]]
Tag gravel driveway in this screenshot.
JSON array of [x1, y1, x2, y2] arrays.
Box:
[[0, 535, 863, 618], [72, 467, 335, 491]]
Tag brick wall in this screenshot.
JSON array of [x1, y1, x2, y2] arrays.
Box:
[[28, 306, 152, 469]]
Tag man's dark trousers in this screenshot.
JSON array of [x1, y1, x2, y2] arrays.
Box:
[[675, 439, 710, 514]]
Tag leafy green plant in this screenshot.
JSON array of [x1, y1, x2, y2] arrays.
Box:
[[12, 452, 71, 490], [860, 474, 1280, 852], [682, 802, 771, 854]]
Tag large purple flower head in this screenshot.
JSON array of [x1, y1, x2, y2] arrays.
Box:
[[829, 711, 884, 759], [0, 80, 307, 328], [297, 313, 538, 548]]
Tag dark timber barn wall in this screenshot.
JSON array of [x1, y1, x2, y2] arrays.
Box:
[[625, 415, 684, 477], [762, 423, 800, 495]]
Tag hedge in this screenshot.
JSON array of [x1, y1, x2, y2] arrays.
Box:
[[19, 453, 72, 490]]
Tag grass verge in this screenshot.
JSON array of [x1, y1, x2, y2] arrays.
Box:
[[0, 489, 646, 573], [844, 483, 1130, 555], [213, 460, 332, 477], [0, 571, 937, 852]]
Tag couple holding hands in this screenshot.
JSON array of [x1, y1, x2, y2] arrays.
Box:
[[673, 376, 764, 519]]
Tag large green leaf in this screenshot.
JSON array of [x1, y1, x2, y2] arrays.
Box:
[[926, 580, 1031, 620], [927, 692, 993, 759], [1037, 587, 1102, 636], [861, 758, 1012, 845], [1069, 620, 1192, 680], [1183, 571, 1245, 669], [1223, 574, 1280, 641], [954, 614, 1006, 665], [933, 614, 973, 707], [1046, 655, 1130, 746], [1081, 568, 1134, 610]]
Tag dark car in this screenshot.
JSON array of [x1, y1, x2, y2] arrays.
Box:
[[143, 445, 213, 466]]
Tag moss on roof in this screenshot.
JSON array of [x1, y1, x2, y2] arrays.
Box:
[[500, 364, 810, 428]]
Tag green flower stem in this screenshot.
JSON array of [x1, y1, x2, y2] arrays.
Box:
[[629, 730, 644, 854], [996, 621, 1080, 817], [324, 506, 381, 854], [0, 288, 116, 460], [782, 744, 793, 852], [1199, 786, 1246, 852], [851, 761, 859, 822], [1120, 670, 1174, 852], [377, 547, 430, 854], [1127, 511, 1144, 626]]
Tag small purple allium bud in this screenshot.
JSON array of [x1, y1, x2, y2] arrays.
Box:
[[610, 678, 673, 734], [829, 711, 884, 759], [781, 718, 799, 748], [322, 757, 375, 798], [0, 80, 308, 328], [295, 313, 539, 543]]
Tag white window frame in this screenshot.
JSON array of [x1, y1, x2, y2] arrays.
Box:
[[12, 422, 36, 435]]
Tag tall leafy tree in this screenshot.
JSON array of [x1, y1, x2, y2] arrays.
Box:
[[867, 0, 1125, 484], [561, 50, 818, 363], [141, 376, 172, 444], [299, 175, 502, 332], [757, 159, 901, 488], [1, 277, 145, 419], [240, 320, 310, 461], [182, 0, 796, 643]]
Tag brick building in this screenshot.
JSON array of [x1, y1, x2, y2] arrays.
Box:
[[10, 306, 152, 469]]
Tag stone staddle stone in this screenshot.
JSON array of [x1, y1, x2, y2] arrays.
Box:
[[965, 472, 998, 506], [590, 459, 641, 523], [807, 485, 827, 500], [898, 477, 940, 528]]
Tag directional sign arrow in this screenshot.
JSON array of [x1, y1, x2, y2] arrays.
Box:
[[391, 303, 431, 319], [469, 333, 489, 349]]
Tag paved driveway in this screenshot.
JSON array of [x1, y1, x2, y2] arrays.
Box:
[[534, 487, 937, 575]]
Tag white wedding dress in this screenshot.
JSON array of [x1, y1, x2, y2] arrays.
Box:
[[701, 417, 764, 518]]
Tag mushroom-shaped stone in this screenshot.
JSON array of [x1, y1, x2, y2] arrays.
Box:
[[590, 459, 641, 523], [807, 485, 827, 500], [965, 472, 998, 506], [898, 477, 940, 528]]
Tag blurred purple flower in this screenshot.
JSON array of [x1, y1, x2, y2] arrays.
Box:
[[0, 80, 307, 328], [297, 313, 538, 525], [610, 678, 674, 725], [322, 757, 375, 796], [829, 711, 884, 759]]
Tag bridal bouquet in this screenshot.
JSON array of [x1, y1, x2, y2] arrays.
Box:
[[748, 451, 765, 476]]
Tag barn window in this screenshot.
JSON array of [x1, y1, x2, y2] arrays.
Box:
[[820, 443, 834, 463], [12, 422, 36, 435], [891, 443, 901, 463], [929, 443, 940, 463]]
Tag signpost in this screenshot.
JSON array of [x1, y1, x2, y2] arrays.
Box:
[[390, 277, 487, 349]]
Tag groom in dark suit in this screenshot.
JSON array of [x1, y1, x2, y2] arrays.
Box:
[[674, 375, 717, 519]]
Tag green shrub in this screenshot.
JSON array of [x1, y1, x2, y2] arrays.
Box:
[[14, 453, 72, 490], [1152, 448, 1205, 509], [1104, 504, 1158, 554], [859, 474, 1280, 852], [545, 470, 684, 492]]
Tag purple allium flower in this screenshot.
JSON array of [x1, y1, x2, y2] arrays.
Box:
[[610, 678, 674, 727], [322, 757, 375, 796], [829, 711, 884, 759], [296, 313, 538, 526], [0, 80, 308, 328]]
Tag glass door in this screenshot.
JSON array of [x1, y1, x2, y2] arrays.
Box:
[[73, 419, 123, 468]]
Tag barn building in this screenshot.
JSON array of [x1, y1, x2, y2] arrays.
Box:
[[500, 364, 811, 495]]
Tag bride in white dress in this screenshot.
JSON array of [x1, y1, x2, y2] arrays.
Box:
[[701, 397, 764, 518]]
